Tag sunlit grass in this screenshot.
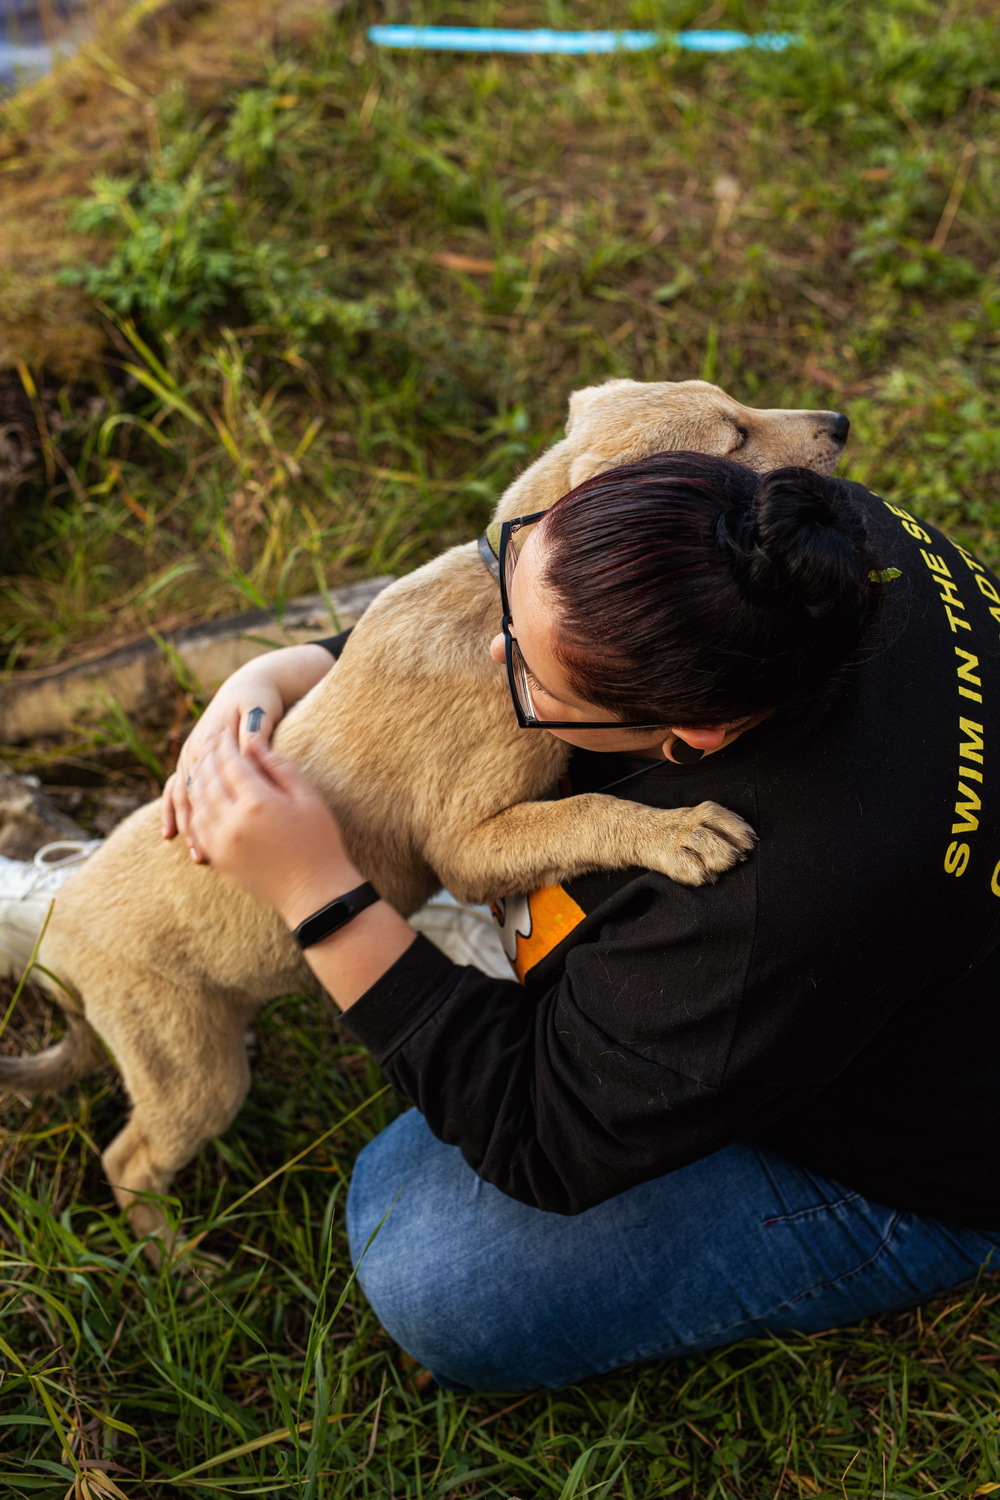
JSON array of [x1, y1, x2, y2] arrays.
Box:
[[2, 0, 999, 665]]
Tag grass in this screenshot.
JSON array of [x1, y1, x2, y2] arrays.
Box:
[[3, 0, 1000, 669], [2, 0, 1000, 1493]]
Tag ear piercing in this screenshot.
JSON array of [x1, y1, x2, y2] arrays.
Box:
[[670, 741, 705, 765]]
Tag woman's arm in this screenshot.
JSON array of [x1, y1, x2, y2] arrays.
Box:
[[162, 643, 335, 858]]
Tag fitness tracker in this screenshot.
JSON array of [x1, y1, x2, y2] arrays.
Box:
[[291, 881, 381, 950]]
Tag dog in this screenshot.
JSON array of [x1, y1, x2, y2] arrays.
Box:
[[0, 379, 849, 1257]]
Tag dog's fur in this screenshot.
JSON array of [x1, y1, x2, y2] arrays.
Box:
[[0, 379, 848, 1254]]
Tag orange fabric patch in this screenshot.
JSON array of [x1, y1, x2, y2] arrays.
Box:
[[511, 884, 587, 982]]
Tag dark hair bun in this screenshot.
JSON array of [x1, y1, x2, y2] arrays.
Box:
[[540, 451, 889, 727], [744, 467, 877, 624]]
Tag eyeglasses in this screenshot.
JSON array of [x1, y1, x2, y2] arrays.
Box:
[[497, 510, 665, 731]]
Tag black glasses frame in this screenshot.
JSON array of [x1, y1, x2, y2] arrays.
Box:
[[497, 510, 665, 731]]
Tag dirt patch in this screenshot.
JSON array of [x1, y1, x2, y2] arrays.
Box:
[[0, 0, 342, 378]]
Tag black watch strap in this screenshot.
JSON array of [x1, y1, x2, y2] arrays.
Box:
[[292, 881, 381, 950]]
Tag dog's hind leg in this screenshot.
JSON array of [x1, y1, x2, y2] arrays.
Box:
[[95, 982, 253, 1264]]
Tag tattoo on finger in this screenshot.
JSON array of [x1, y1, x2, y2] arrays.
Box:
[[247, 707, 266, 733]]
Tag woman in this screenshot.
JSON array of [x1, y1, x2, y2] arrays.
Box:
[[172, 452, 1000, 1392]]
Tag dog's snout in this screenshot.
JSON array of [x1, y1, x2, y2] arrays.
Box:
[[827, 412, 850, 444]]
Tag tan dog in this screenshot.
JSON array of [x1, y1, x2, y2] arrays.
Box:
[[0, 379, 849, 1256]]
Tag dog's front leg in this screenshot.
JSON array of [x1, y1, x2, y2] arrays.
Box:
[[428, 795, 755, 907]]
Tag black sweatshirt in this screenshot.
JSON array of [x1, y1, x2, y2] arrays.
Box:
[[326, 484, 1000, 1229]]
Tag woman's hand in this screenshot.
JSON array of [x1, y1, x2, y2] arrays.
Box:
[[185, 729, 362, 927], [187, 729, 419, 1011], [162, 644, 335, 859], [162, 679, 283, 857]]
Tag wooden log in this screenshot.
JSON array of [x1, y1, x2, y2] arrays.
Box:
[[0, 577, 393, 745]]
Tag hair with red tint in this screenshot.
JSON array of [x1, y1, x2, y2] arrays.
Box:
[[535, 451, 884, 727]]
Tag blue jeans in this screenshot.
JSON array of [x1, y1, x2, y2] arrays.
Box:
[[346, 1109, 1000, 1392]]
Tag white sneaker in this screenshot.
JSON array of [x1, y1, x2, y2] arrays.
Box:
[[0, 839, 103, 982]]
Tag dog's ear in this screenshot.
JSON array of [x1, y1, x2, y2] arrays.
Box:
[[565, 378, 640, 435]]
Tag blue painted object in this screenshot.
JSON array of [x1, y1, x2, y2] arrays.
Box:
[[367, 26, 794, 55], [0, 41, 53, 84], [0, 0, 87, 89]]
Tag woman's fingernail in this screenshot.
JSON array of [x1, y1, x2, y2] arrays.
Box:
[[190, 847, 199, 861]]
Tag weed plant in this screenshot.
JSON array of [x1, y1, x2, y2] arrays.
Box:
[[3, 0, 1000, 1494]]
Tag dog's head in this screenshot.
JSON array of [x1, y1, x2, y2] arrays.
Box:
[[492, 377, 850, 525], [562, 378, 849, 489]]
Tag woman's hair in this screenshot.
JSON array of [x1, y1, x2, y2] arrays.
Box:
[[536, 451, 885, 727]]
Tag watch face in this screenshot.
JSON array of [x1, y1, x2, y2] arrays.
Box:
[[293, 884, 379, 949], [296, 900, 349, 949]]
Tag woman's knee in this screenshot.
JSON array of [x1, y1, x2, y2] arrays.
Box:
[[346, 1109, 449, 1266], [346, 1111, 475, 1335], [345, 1111, 554, 1389]]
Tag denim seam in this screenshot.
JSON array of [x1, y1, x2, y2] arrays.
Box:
[[613, 1210, 903, 1366], [782, 1211, 902, 1308], [762, 1189, 862, 1226]]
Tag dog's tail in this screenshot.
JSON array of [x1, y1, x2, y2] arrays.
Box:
[[0, 1008, 106, 1095]]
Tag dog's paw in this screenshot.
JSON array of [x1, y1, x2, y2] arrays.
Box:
[[656, 802, 756, 886]]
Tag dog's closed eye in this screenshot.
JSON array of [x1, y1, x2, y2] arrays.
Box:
[[728, 422, 749, 452]]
